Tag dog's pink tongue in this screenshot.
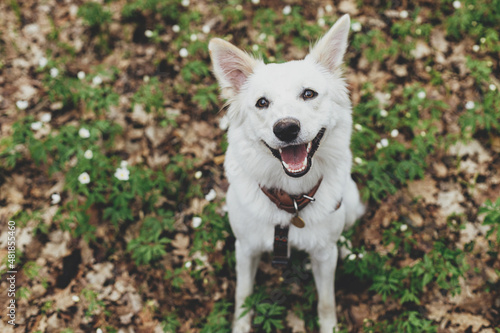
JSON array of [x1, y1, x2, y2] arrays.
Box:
[[280, 144, 307, 169]]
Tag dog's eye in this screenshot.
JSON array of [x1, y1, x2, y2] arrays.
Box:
[[256, 97, 270, 108], [302, 89, 318, 100]]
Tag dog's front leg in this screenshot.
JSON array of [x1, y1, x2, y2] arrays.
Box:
[[233, 239, 261, 333], [311, 245, 339, 333]]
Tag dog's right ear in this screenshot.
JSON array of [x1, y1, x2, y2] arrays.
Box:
[[209, 38, 258, 99]]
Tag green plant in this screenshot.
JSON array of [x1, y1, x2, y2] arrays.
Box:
[[78, 2, 112, 28], [131, 77, 165, 114], [363, 311, 436, 333], [162, 311, 181, 333], [199, 300, 232, 332], [127, 215, 173, 266], [241, 288, 286, 333], [479, 197, 500, 246], [82, 288, 108, 318]]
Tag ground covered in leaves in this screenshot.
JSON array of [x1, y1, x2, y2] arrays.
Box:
[[0, 0, 499, 332]]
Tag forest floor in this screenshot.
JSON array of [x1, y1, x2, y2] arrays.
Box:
[[0, 0, 499, 332]]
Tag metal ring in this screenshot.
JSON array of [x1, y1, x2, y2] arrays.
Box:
[[302, 194, 315, 201], [293, 199, 299, 213]]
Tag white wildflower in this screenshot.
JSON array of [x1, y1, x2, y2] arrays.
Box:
[[120, 160, 128, 168], [71, 295, 80, 302], [380, 138, 389, 147], [489, 84, 497, 91], [480, 37, 486, 44], [258, 33, 267, 41], [192, 216, 202, 228], [84, 150, 93, 159], [143, 75, 150, 83], [465, 101, 475, 110], [235, 4, 242, 11], [400, 224, 408, 232], [420, 131, 426, 137], [415, 28, 422, 35], [194, 171, 202, 179], [251, 0, 260, 4], [31, 121, 42, 131], [190, 34, 198, 42], [376, 142, 383, 149], [252, 44, 259, 51], [50, 67, 59, 78], [41, 113, 52, 123], [181, 0, 189, 7], [92, 75, 102, 86], [96, 329, 103, 333], [400, 10, 409, 19], [78, 172, 90, 184], [202, 25, 211, 34], [339, 235, 346, 243], [379, 109, 388, 117], [39, 57, 48, 68], [51, 193, 61, 205], [472, 45, 480, 52], [172, 25, 180, 33], [453, 1, 461, 9], [318, 17, 326, 27], [425, 66, 432, 72], [16, 100, 29, 110], [358, 253, 364, 259], [390, 129, 399, 137], [354, 157, 363, 165], [351, 22, 362, 32], [184, 261, 192, 268], [114, 167, 130, 181], [179, 48, 189, 58], [77, 71, 86, 80], [144, 30, 153, 38], [79, 127, 90, 138], [205, 189, 216, 201], [354, 123, 363, 131], [348, 254, 357, 261], [325, 4, 333, 12], [417, 90, 426, 99], [283, 5, 292, 15]]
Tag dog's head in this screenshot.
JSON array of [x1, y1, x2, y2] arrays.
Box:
[[209, 15, 352, 178]]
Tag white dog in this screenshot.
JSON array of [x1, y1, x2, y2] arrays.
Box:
[[209, 14, 365, 333]]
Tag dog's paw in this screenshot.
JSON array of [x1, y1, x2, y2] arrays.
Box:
[[232, 320, 251, 333]]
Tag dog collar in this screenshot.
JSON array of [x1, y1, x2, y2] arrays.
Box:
[[260, 178, 323, 215]]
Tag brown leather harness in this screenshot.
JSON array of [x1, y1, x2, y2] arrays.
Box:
[[260, 178, 342, 267]]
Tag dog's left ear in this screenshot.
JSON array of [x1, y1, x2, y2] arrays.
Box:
[[306, 14, 350, 72]]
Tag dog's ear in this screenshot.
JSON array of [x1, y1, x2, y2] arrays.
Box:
[[307, 14, 350, 72], [209, 38, 258, 98]]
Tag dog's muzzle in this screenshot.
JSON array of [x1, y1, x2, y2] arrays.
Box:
[[264, 127, 326, 178]]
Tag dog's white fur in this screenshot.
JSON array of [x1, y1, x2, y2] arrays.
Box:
[[209, 15, 365, 333]]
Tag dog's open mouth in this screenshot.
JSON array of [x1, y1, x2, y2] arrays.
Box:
[[265, 128, 325, 178]]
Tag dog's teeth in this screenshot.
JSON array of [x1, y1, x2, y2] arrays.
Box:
[[302, 156, 307, 166], [307, 142, 312, 153], [282, 160, 289, 169], [279, 148, 283, 154]]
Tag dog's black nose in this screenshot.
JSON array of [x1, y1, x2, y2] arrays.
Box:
[[273, 118, 300, 142]]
